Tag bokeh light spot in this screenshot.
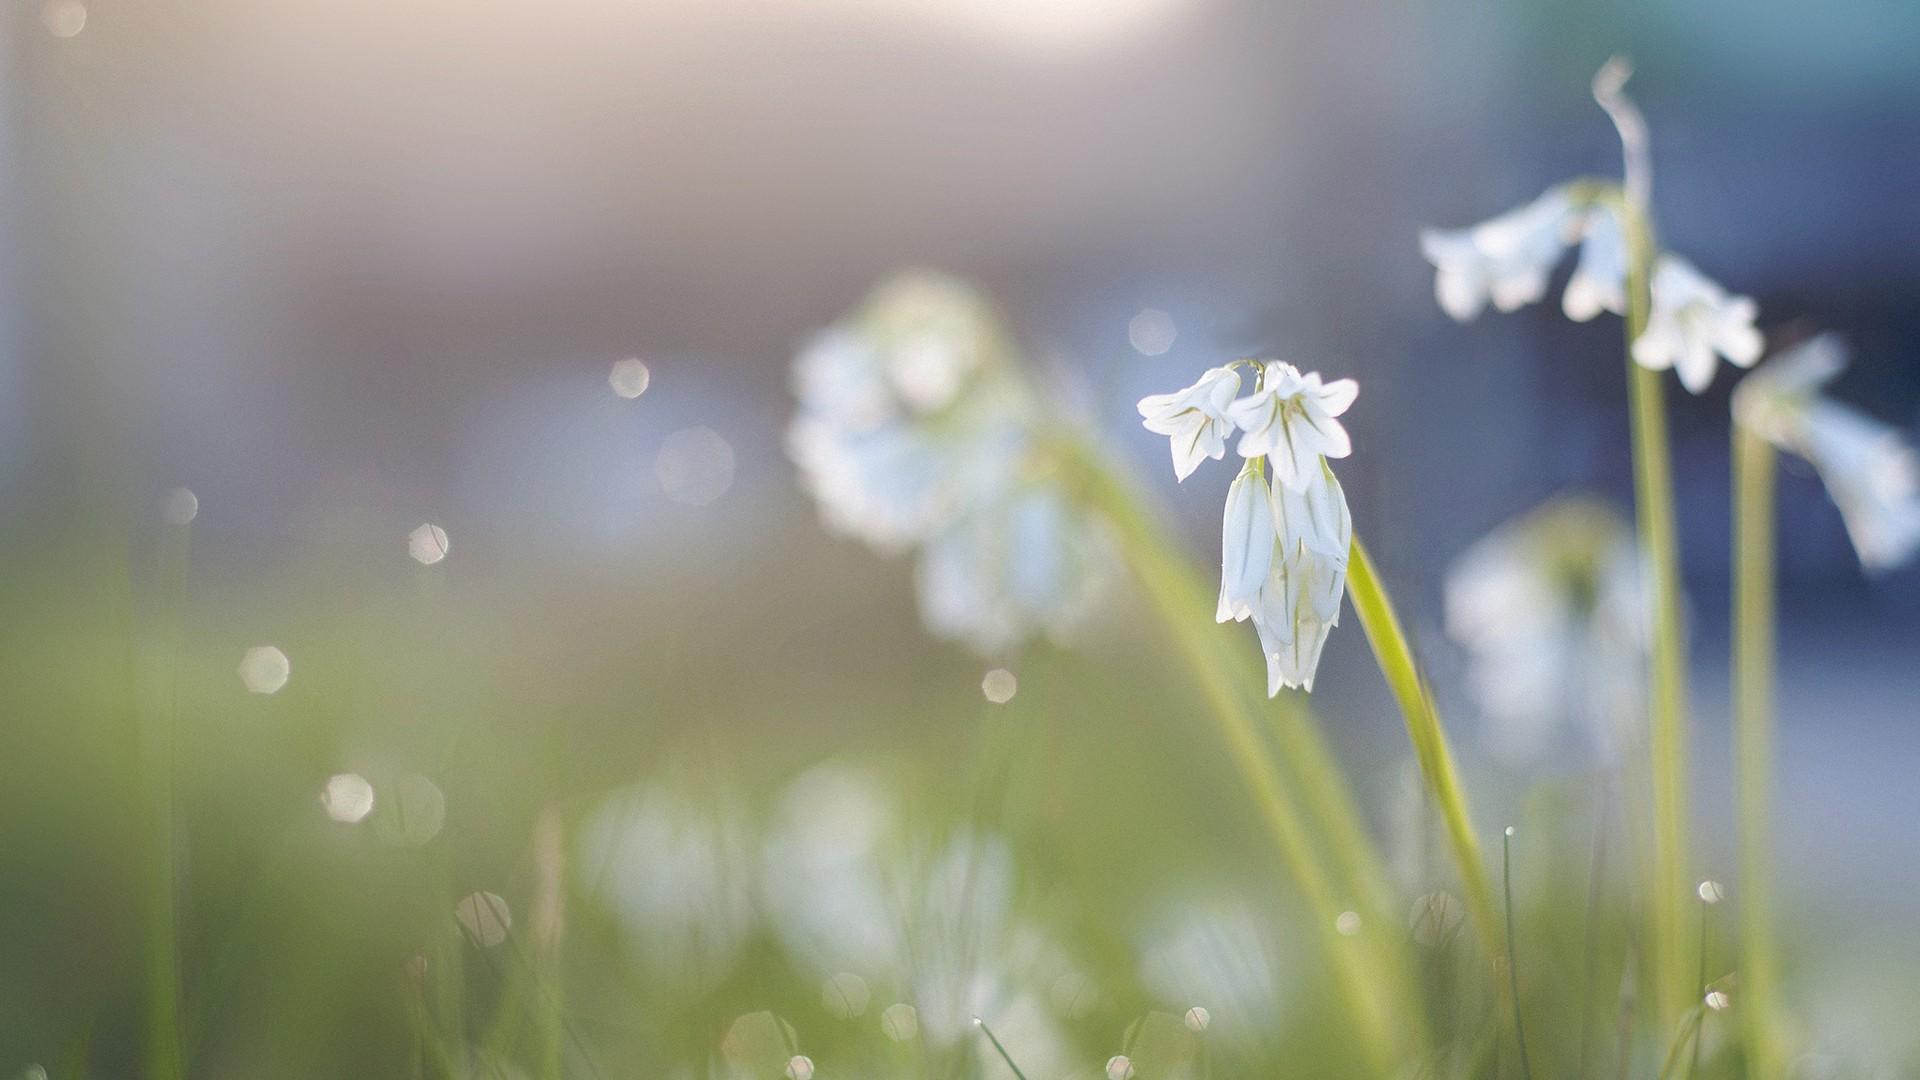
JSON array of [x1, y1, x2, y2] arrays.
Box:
[[42, 1, 85, 38], [822, 972, 870, 1019], [374, 772, 446, 847], [408, 522, 450, 565], [881, 1002, 918, 1041], [981, 667, 1018, 703], [1335, 910, 1362, 936], [655, 426, 735, 506], [455, 891, 511, 947], [321, 773, 375, 824], [163, 487, 199, 525], [609, 357, 652, 399], [237, 646, 290, 695], [1128, 308, 1177, 356]]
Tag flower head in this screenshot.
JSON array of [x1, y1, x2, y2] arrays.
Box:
[[1444, 497, 1646, 763], [1420, 186, 1578, 322], [1562, 201, 1628, 322], [1733, 335, 1920, 572], [1631, 255, 1764, 394], [788, 272, 1114, 654], [1137, 366, 1241, 481], [1225, 361, 1357, 491]]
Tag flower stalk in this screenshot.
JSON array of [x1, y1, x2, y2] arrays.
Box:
[[1731, 426, 1781, 1079], [1600, 58, 1696, 1026]]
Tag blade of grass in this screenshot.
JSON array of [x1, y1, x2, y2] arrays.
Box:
[[1345, 537, 1499, 950], [1502, 827, 1535, 1080], [1731, 427, 1782, 1078]]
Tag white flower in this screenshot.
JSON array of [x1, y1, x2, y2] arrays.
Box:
[[1733, 335, 1920, 572], [1562, 202, 1628, 322], [1252, 473, 1351, 695], [1420, 186, 1578, 322], [1136, 365, 1240, 481], [788, 272, 1116, 654], [1444, 497, 1646, 763], [1631, 254, 1764, 394], [1216, 461, 1276, 623], [1225, 361, 1357, 491]]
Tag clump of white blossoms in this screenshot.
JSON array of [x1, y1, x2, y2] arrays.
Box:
[[1139, 359, 1357, 694], [788, 272, 1112, 655], [1419, 73, 1764, 394], [1444, 497, 1647, 763], [1733, 335, 1920, 572]]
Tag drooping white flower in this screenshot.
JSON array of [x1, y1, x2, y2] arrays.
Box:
[[1136, 365, 1240, 481], [1631, 254, 1764, 394], [1444, 497, 1646, 763], [1420, 186, 1579, 322], [1216, 461, 1276, 623], [1225, 361, 1357, 491], [1733, 335, 1920, 572], [1253, 468, 1352, 694], [915, 485, 1112, 656], [1562, 201, 1629, 322]]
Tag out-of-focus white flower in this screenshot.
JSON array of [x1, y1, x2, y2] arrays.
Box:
[[1733, 335, 1920, 572], [788, 272, 1114, 655], [1444, 497, 1646, 763], [1420, 186, 1578, 322], [915, 485, 1113, 656], [579, 779, 754, 995], [1225, 362, 1356, 491], [1631, 255, 1764, 394], [1562, 202, 1628, 322], [1139, 898, 1288, 1044], [1136, 365, 1240, 481]]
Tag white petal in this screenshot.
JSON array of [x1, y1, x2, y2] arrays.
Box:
[[1316, 378, 1359, 418], [1218, 466, 1276, 622]]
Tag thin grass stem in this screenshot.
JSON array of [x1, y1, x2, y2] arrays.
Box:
[[1503, 827, 1535, 1080], [1732, 427, 1782, 1078], [972, 1017, 1029, 1080]]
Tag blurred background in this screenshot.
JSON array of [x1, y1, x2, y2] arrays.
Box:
[[4, 0, 1918, 1075]]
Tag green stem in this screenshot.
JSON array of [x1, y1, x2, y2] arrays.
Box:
[[1063, 446, 1423, 1070], [1732, 427, 1782, 1078], [142, 518, 191, 1080], [1626, 234, 1693, 1028], [1345, 537, 1500, 950], [973, 1018, 1029, 1080], [1598, 57, 1694, 1025]]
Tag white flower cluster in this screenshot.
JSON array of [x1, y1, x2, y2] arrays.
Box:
[[1138, 360, 1358, 694], [788, 272, 1111, 655], [1733, 335, 1920, 572], [1444, 497, 1647, 764], [1422, 186, 1763, 394]]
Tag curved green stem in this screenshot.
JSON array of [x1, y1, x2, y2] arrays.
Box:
[[1732, 427, 1782, 1078], [1345, 537, 1500, 951]]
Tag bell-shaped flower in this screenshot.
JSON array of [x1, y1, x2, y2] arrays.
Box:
[[1630, 254, 1764, 394], [1136, 365, 1241, 481], [1216, 461, 1276, 623], [1733, 335, 1920, 571], [1420, 186, 1578, 322], [1226, 361, 1357, 491], [1561, 202, 1629, 322]]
